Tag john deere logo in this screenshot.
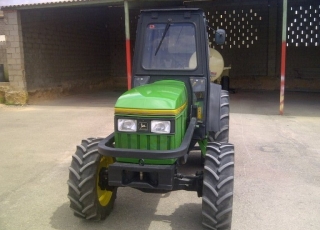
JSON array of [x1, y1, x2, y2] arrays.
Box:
[[138, 122, 148, 131]]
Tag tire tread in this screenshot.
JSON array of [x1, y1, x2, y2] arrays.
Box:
[[67, 138, 117, 220], [202, 143, 234, 230]]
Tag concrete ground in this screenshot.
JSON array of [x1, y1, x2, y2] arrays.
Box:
[[0, 90, 319, 230]]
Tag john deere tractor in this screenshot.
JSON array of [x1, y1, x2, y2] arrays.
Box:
[[68, 8, 235, 230]]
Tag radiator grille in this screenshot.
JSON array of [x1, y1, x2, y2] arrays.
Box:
[[115, 133, 174, 150]]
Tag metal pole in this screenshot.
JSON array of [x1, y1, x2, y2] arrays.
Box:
[[124, 0, 132, 90], [280, 0, 287, 115]]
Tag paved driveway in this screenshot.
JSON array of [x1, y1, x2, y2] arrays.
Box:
[[0, 90, 319, 230]]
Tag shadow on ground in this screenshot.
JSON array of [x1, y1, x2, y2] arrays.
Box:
[[50, 192, 163, 230], [50, 202, 202, 230]]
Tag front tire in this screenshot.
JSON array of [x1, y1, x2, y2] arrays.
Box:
[[68, 138, 117, 220], [202, 142, 234, 230]]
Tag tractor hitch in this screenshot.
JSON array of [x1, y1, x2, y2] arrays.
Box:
[[106, 161, 203, 195], [173, 171, 203, 197]]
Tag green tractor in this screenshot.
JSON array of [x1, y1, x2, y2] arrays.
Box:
[[68, 8, 234, 230]]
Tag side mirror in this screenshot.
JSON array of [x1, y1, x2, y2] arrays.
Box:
[[215, 29, 226, 45]]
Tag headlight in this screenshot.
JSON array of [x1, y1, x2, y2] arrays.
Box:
[[151, 120, 171, 134], [118, 119, 137, 132]]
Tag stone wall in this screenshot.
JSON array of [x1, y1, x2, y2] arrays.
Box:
[[2, 10, 28, 104]]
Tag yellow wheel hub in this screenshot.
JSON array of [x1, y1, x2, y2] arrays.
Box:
[[96, 156, 114, 206]]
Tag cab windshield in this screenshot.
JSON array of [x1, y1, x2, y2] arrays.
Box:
[[142, 23, 197, 70]]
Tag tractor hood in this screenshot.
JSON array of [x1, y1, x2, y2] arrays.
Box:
[[115, 80, 187, 116]]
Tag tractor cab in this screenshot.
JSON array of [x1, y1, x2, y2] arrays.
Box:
[[131, 9, 225, 143]]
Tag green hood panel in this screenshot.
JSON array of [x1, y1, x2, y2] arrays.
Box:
[[115, 80, 187, 111]]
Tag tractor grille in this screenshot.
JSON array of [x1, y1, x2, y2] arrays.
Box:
[[115, 133, 175, 150]]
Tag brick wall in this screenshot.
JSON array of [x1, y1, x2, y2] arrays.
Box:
[[3, 10, 26, 91], [20, 6, 127, 99]]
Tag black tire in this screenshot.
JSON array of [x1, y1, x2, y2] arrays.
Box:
[[209, 90, 230, 143], [202, 142, 234, 230], [68, 138, 117, 220]]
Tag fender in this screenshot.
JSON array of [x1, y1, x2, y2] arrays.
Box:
[[208, 83, 221, 132]]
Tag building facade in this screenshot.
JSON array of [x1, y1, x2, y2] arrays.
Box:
[[0, 0, 319, 104]]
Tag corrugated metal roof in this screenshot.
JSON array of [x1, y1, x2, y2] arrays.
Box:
[[1, 0, 124, 10]]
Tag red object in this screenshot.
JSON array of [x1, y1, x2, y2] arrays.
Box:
[[126, 39, 132, 90], [279, 41, 286, 115]]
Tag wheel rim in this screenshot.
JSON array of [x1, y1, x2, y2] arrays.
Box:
[[96, 156, 114, 206]]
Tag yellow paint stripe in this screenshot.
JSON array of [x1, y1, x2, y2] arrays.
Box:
[[115, 102, 187, 116]]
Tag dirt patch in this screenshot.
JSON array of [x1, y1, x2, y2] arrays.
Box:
[[27, 78, 126, 104]]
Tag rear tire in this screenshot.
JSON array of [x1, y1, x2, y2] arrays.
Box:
[[202, 142, 234, 230], [68, 138, 117, 220], [209, 90, 229, 143]]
